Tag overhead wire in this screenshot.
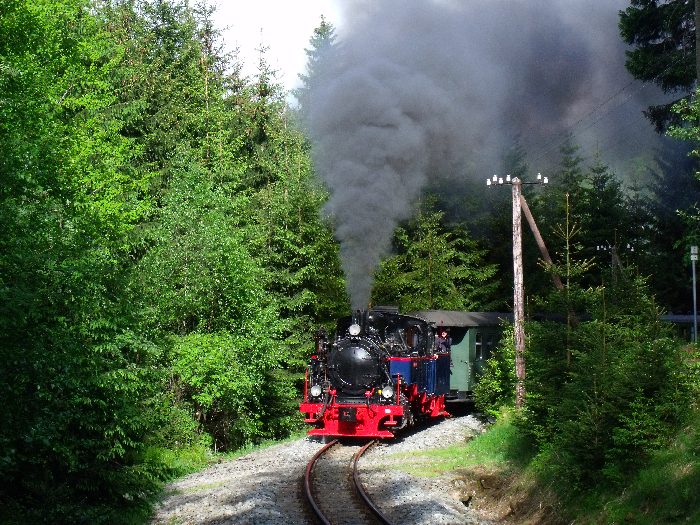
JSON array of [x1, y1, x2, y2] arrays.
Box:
[[535, 91, 656, 175], [523, 79, 638, 164], [521, 17, 696, 177]]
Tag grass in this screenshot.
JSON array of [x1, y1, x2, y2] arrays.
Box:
[[219, 429, 309, 461], [380, 405, 700, 525], [581, 407, 700, 525], [387, 410, 533, 477], [378, 410, 562, 524], [144, 443, 216, 476]]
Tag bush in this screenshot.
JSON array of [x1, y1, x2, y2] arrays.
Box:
[[475, 269, 698, 497], [168, 330, 297, 451], [473, 324, 516, 416], [521, 275, 697, 494]]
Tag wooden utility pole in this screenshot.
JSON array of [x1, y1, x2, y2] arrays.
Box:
[[487, 173, 549, 408], [512, 178, 526, 408]]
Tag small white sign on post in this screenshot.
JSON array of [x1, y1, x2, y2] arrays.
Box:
[[692, 245, 698, 261]]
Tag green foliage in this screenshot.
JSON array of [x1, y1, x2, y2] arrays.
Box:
[[661, 91, 700, 299], [293, 15, 337, 117], [134, 160, 267, 334], [241, 108, 347, 367], [0, 0, 343, 521], [168, 331, 284, 450], [2, 1, 698, 522], [473, 325, 516, 416], [0, 1, 173, 521], [619, 0, 695, 131], [513, 135, 697, 311], [594, 403, 700, 524], [372, 204, 499, 312], [525, 276, 694, 496], [475, 188, 698, 500]]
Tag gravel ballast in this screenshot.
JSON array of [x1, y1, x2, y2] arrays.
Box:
[[151, 413, 493, 525]]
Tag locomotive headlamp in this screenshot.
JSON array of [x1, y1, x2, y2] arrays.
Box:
[[381, 385, 394, 399], [310, 384, 322, 397], [349, 323, 361, 336]]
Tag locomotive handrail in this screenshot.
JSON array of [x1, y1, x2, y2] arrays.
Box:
[[395, 374, 401, 404], [303, 369, 308, 401]]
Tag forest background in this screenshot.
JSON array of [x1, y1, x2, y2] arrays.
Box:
[[0, 0, 698, 523]]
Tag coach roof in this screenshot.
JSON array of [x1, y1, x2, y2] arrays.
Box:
[[409, 310, 513, 328]]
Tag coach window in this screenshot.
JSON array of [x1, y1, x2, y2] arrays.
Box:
[[475, 332, 482, 360], [485, 336, 494, 360]]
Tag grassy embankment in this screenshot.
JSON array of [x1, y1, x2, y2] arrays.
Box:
[[390, 409, 700, 524]]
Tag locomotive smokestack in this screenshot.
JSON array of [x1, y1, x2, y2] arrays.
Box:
[[351, 309, 362, 328]]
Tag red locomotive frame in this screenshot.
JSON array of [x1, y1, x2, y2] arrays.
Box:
[[300, 352, 450, 438]]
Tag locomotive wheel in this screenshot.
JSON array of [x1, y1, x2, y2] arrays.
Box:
[[406, 407, 414, 427]]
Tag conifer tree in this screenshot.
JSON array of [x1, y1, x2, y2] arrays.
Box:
[[579, 156, 633, 281], [241, 53, 347, 365], [619, 0, 696, 131], [372, 204, 499, 312], [293, 15, 337, 117]]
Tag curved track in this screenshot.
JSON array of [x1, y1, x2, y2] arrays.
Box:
[[304, 440, 394, 525]]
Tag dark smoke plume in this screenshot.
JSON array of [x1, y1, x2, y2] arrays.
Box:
[[304, 0, 669, 309]]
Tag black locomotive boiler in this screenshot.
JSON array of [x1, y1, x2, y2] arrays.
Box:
[[299, 307, 451, 438]]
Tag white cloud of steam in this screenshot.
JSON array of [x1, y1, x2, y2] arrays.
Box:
[[304, 0, 667, 310]]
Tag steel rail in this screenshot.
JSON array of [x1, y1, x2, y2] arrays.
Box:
[[353, 440, 394, 525], [304, 439, 338, 525]]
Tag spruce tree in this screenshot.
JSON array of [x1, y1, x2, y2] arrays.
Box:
[[293, 15, 337, 117], [372, 204, 499, 312], [619, 0, 696, 131]]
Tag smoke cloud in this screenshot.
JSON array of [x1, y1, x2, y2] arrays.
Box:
[[304, 0, 669, 309]]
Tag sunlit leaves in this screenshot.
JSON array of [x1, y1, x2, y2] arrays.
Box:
[[373, 205, 499, 312]]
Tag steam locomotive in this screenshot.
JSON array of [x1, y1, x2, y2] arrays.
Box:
[[299, 307, 451, 438]]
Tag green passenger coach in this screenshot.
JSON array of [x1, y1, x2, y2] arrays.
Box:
[[410, 311, 511, 401]]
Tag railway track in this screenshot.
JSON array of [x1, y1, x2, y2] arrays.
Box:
[[304, 439, 394, 525]]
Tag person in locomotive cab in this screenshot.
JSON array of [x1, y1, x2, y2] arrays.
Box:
[[435, 327, 451, 353]]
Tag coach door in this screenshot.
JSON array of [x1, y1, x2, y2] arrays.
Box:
[[448, 327, 471, 398]]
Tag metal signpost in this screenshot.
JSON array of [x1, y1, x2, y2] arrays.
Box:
[[692, 245, 698, 344]]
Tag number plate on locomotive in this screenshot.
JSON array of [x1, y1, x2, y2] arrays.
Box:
[[338, 407, 357, 422]]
